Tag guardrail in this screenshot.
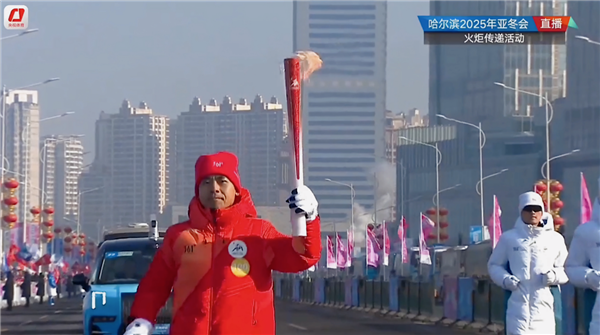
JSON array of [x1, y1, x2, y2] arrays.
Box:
[[273, 276, 596, 335]]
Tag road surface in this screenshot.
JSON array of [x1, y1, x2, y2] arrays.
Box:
[[1, 297, 82, 334], [1, 298, 479, 334], [275, 301, 480, 335]]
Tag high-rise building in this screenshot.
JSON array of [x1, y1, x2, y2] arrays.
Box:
[[172, 95, 285, 206], [80, 100, 168, 232], [2, 90, 41, 225], [293, 1, 388, 221], [429, 0, 567, 124], [40, 135, 84, 230]]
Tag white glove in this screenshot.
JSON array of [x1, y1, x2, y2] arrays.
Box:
[[286, 185, 319, 222], [503, 275, 520, 291], [123, 318, 153, 335], [585, 271, 600, 291], [542, 270, 557, 286]]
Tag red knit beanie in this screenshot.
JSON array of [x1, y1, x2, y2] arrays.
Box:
[[194, 152, 242, 191]]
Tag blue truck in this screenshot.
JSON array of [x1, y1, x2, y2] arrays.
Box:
[[74, 219, 171, 335]]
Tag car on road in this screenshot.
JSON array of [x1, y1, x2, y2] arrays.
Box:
[[74, 222, 171, 335]]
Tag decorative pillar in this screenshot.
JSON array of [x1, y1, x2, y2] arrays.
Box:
[[534, 179, 565, 233], [41, 206, 55, 253]]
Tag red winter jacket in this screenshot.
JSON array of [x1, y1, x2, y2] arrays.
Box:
[[130, 189, 321, 335]]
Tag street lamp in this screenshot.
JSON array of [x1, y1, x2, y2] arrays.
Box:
[[20, 112, 74, 244], [431, 184, 462, 206], [494, 82, 554, 210], [0, 28, 39, 41], [476, 169, 510, 195], [575, 35, 600, 46], [541, 150, 580, 180], [437, 114, 486, 227], [399, 136, 442, 244], [324, 178, 355, 255]]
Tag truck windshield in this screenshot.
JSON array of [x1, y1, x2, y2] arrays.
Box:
[[95, 245, 158, 284]]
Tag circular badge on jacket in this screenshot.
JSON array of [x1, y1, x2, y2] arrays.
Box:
[[228, 240, 247, 259], [230, 258, 250, 278]]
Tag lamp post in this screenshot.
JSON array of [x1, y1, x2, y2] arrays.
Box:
[[0, 28, 39, 41], [540, 150, 580, 180], [437, 115, 486, 227], [575, 35, 600, 46], [494, 82, 555, 211], [0, 78, 60, 258], [399, 136, 442, 244], [21, 112, 75, 244], [431, 184, 462, 206], [324, 178, 355, 255], [476, 169, 510, 196]]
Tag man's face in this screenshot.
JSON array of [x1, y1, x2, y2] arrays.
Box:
[[521, 205, 544, 225], [198, 175, 237, 209]]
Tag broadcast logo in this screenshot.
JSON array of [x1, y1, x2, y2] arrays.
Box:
[[4, 5, 28, 30]]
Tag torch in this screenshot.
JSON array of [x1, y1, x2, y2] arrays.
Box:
[[283, 51, 323, 237]]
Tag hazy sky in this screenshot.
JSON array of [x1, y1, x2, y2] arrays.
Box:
[[1, 1, 429, 160]]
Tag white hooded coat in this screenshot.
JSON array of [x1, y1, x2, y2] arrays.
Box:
[[565, 197, 600, 335], [488, 192, 569, 335]]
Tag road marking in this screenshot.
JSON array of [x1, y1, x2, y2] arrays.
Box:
[[288, 323, 308, 331], [17, 321, 31, 326], [54, 310, 61, 313], [39, 315, 48, 319]]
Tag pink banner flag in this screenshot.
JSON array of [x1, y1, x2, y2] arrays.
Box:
[[420, 214, 433, 264], [581, 172, 592, 225], [366, 228, 380, 267], [326, 236, 337, 269], [336, 234, 348, 269], [382, 222, 390, 266], [488, 195, 503, 249], [398, 217, 408, 264], [347, 229, 354, 258]]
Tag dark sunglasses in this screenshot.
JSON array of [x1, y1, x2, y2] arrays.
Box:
[[522, 205, 543, 213]]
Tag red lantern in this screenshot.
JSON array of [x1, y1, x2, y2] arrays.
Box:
[[3, 197, 18, 206], [440, 233, 449, 240], [54, 227, 62, 234], [43, 207, 55, 215], [78, 241, 86, 247], [439, 222, 449, 228], [3, 179, 19, 189], [42, 220, 54, 227], [425, 208, 436, 215], [427, 234, 437, 240], [30, 207, 41, 215], [79, 250, 86, 256], [64, 236, 72, 244], [439, 208, 449, 216], [64, 246, 72, 253], [79, 233, 86, 239], [554, 216, 565, 226], [550, 182, 563, 193], [551, 199, 564, 210], [3, 213, 17, 223], [71, 233, 77, 239], [534, 182, 547, 194], [64, 226, 72, 234], [42, 232, 54, 240]]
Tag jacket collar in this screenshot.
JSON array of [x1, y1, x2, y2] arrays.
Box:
[[187, 188, 257, 233]]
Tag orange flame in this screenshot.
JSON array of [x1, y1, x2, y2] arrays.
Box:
[[294, 51, 323, 81]]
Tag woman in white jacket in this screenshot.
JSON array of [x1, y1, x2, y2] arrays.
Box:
[[488, 191, 569, 335], [565, 191, 600, 335]]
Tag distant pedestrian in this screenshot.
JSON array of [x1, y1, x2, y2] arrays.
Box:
[[37, 273, 46, 304], [21, 270, 32, 307], [48, 272, 57, 306]]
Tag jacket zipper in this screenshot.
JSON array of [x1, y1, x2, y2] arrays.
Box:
[[208, 219, 217, 334]]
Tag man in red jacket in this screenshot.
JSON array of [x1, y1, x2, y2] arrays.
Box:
[[124, 152, 321, 335]]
